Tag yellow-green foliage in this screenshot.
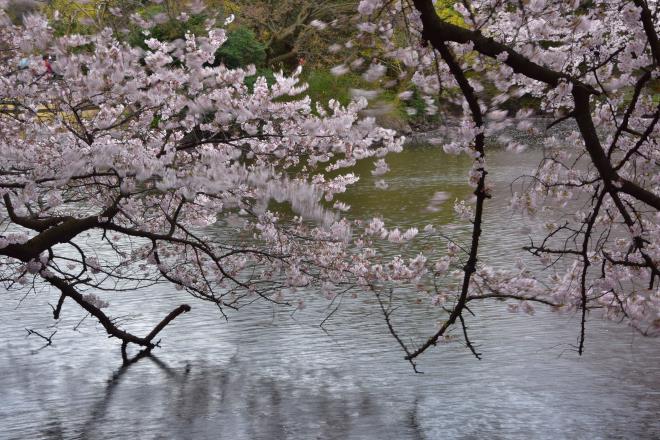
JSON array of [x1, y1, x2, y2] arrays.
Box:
[[206, 0, 241, 15], [44, 0, 100, 34], [45, 0, 97, 18], [651, 79, 660, 105], [304, 71, 371, 107], [435, 0, 466, 27], [44, 0, 235, 36]]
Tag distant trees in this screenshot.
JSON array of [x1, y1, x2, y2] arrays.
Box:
[[4, 0, 39, 23], [239, 0, 357, 66], [215, 26, 266, 68]]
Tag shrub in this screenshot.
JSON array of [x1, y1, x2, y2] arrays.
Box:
[[215, 27, 266, 69]]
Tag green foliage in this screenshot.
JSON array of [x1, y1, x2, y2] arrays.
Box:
[[127, 7, 208, 49], [304, 70, 370, 107], [5, 0, 40, 24], [215, 27, 266, 69], [650, 79, 660, 106], [46, 0, 99, 36], [404, 89, 440, 127], [245, 67, 276, 91], [152, 15, 207, 43], [122, 7, 266, 71], [406, 90, 429, 118], [304, 70, 422, 130], [435, 0, 465, 27]]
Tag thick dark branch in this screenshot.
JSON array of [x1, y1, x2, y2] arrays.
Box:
[[1, 199, 119, 262], [412, 0, 598, 93], [577, 189, 606, 355], [618, 176, 660, 210], [3, 194, 70, 232], [144, 304, 192, 343], [572, 87, 660, 211], [52, 293, 66, 319], [411, 0, 659, 211], [46, 276, 190, 351], [633, 0, 660, 66], [406, 42, 487, 361], [1, 214, 101, 261]]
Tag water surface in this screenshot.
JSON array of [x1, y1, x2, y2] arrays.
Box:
[[1, 141, 659, 440]]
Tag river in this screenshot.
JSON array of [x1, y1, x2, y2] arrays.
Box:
[[1, 140, 659, 439]]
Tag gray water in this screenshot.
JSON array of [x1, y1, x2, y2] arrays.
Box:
[[1, 144, 659, 440]]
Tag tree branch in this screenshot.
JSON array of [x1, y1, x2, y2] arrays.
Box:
[[46, 276, 190, 357]]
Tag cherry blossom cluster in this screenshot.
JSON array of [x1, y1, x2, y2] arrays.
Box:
[[343, 0, 659, 361], [0, 3, 424, 356]]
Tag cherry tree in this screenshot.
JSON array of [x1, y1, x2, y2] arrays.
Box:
[[342, 0, 659, 367], [1, 0, 658, 368], [0, 3, 418, 362]]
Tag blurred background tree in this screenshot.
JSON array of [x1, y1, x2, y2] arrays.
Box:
[[26, 0, 468, 129]]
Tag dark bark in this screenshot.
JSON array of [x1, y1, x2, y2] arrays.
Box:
[[47, 276, 190, 358], [410, 0, 659, 211], [412, 0, 597, 92], [405, 42, 487, 361], [406, 0, 659, 361], [633, 0, 660, 66]]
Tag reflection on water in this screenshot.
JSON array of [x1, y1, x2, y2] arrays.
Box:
[[1, 144, 659, 439]]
